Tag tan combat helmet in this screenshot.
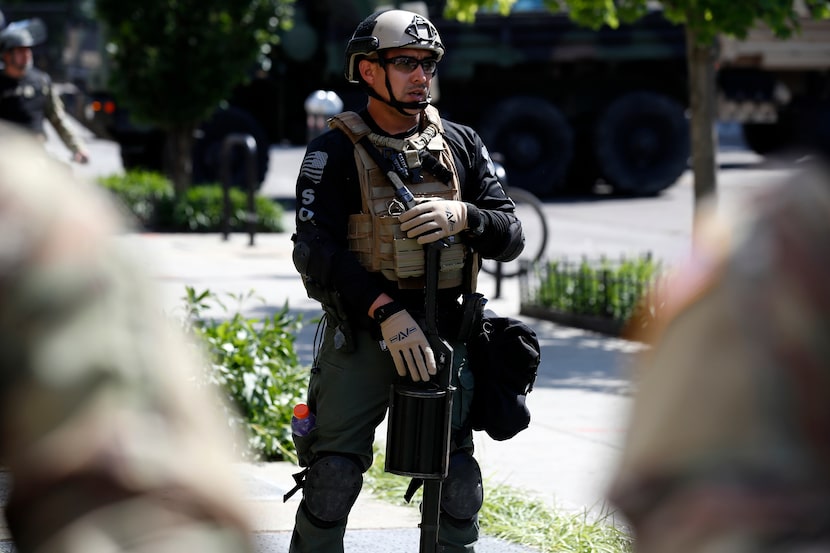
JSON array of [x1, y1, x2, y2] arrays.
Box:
[[344, 9, 444, 84]]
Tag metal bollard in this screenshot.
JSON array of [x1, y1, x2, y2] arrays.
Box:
[[220, 133, 258, 246]]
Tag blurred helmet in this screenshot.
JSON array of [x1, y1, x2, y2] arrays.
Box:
[[344, 9, 444, 84], [0, 18, 47, 52]]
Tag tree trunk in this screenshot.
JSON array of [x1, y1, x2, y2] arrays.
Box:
[[166, 125, 196, 198], [685, 27, 719, 228]]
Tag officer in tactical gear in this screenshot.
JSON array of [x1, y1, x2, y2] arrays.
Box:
[[0, 18, 90, 164], [289, 9, 525, 553]]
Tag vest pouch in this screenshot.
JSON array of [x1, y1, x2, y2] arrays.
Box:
[[385, 385, 453, 479], [394, 236, 425, 278], [347, 213, 376, 270], [375, 215, 402, 282], [438, 243, 466, 289]]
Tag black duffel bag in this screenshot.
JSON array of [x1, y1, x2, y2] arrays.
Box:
[[466, 309, 540, 441]]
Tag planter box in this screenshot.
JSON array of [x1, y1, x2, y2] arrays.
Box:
[[518, 255, 662, 340], [520, 303, 625, 338]]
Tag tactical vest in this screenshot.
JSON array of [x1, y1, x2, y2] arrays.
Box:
[[329, 106, 475, 290], [0, 71, 49, 135]]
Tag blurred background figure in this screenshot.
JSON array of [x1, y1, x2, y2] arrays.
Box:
[[608, 144, 830, 552], [0, 17, 90, 164], [0, 121, 253, 553]]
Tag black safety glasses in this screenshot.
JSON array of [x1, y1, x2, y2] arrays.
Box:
[[381, 56, 438, 76]]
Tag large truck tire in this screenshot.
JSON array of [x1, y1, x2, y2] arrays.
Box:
[[479, 96, 573, 197], [595, 91, 689, 196], [192, 106, 270, 189]]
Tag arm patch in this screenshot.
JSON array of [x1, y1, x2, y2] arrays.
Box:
[[300, 151, 328, 185]]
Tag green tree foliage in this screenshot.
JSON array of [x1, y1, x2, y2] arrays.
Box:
[[445, 0, 829, 41], [95, 0, 294, 193], [443, 0, 829, 219]]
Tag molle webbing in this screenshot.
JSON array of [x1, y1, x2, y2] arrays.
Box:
[[328, 110, 467, 289]]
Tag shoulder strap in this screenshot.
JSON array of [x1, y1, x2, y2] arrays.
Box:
[[423, 105, 444, 133], [328, 111, 372, 144]]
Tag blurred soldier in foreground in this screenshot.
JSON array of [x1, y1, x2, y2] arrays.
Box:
[[608, 149, 830, 552], [0, 122, 253, 553], [0, 18, 90, 164]]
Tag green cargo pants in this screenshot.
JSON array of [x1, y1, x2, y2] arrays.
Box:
[[289, 322, 477, 553]]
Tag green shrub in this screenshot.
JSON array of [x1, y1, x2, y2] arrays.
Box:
[[173, 185, 283, 233], [98, 170, 174, 228], [181, 287, 308, 462], [531, 255, 663, 325], [97, 170, 284, 233]]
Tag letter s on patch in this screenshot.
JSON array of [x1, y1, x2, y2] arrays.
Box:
[[301, 188, 315, 205], [298, 188, 315, 221]]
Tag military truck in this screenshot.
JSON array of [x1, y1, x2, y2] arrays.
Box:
[[434, 3, 692, 197], [276, 0, 830, 196]]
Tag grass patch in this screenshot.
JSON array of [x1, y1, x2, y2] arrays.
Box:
[[365, 452, 632, 553]]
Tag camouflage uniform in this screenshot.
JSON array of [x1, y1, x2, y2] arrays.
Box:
[[0, 122, 253, 553], [608, 159, 830, 552]]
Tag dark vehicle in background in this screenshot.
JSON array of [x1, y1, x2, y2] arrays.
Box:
[[427, 2, 691, 197], [274, 0, 830, 197], [6, 0, 829, 196]]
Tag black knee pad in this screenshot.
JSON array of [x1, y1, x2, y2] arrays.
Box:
[[304, 455, 363, 523], [441, 451, 483, 521]]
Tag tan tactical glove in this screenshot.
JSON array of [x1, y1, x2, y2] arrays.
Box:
[[379, 309, 437, 382], [399, 200, 468, 244]]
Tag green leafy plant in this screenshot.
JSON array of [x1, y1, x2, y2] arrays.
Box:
[[173, 184, 283, 232], [97, 170, 284, 233], [98, 170, 175, 228], [180, 287, 308, 462]]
